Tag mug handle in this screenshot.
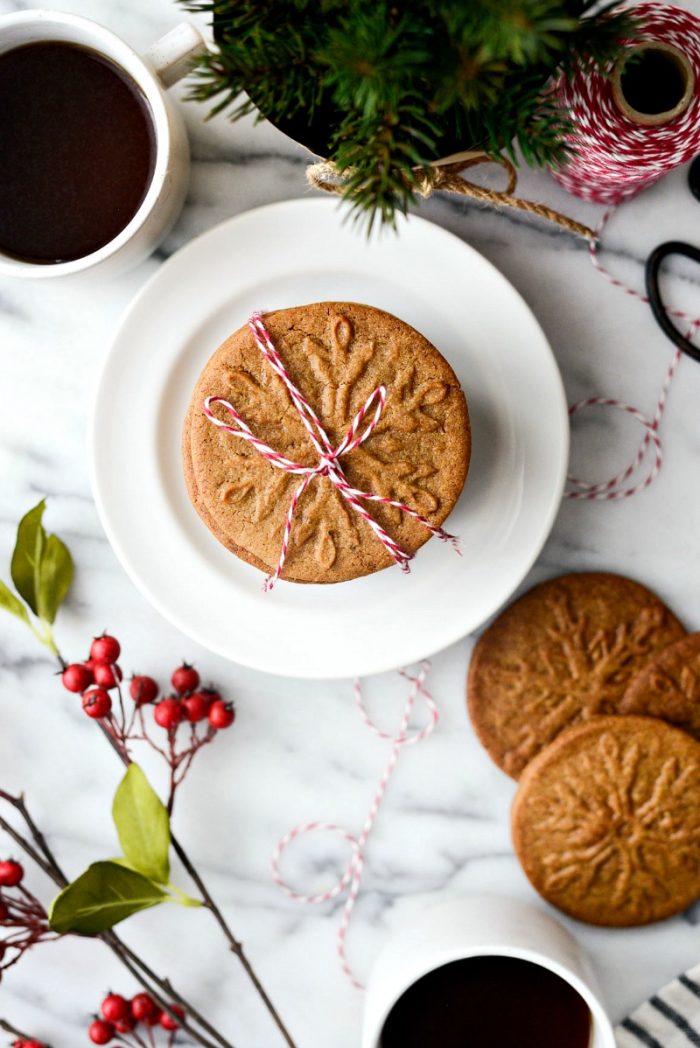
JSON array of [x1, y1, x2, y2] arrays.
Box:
[[144, 23, 205, 89]]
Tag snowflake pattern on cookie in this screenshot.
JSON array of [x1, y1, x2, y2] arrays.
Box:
[[467, 573, 685, 778], [621, 632, 700, 741], [185, 303, 470, 583], [513, 717, 700, 926]]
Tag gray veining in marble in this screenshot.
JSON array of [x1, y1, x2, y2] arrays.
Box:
[[2, 0, 700, 1044]]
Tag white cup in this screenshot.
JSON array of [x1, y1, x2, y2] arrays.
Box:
[[0, 11, 204, 278], [362, 895, 616, 1048]]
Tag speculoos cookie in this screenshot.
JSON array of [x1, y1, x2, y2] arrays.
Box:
[[620, 632, 700, 741], [183, 302, 470, 584], [512, 715, 700, 926], [467, 572, 685, 779]]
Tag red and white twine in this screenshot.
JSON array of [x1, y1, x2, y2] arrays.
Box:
[[271, 662, 437, 990], [554, 3, 700, 497], [203, 313, 459, 590], [551, 3, 700, 204], [564, 207, 697, 501]]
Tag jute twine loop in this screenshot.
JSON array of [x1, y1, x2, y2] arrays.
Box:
[[306, 155, 597, 241]]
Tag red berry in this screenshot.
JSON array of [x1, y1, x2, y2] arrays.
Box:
[[114, 1017, 137, 1033], [208, 699, 236, 730], [0, 860, 24, 887], [90, 634, 121, 664], [182, 692, 210, 722], [160, 1005, 185, 1030], [101, 993, 129, 1023], [154, 697, 183, 729], [171, 663, 200, 694], [200, 686, 221, 707], [88, 1020, 114, 1045], [82, 688, 112, 719], [92, 661, 123, 690], [130, 993, 158, 1022], [129, 674, 159, 706], [61, 662, 93, 693], [22, 1043, 45, 1048]]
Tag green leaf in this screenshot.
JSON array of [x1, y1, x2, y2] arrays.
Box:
[[37, 533, 74, 625], [105, 856, 146, 874], [0, 578, 31, 627], [11, 500, 47, 615], [49, 861, 167, 934], [112, 765, 170, 885], [107, 858, 201, 907]]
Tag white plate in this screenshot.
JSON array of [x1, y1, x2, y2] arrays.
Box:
[[91, 198, 568, 679]]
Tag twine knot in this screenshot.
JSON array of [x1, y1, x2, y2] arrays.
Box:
[[306, 154, 596, 240], [203, 313, 460, 590], [415, 171, 438, 199]]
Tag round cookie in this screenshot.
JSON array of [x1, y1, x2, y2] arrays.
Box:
[[512, 716, 700, 927], [183, 302, 470, 584], [467, 572, 685, 779], [620, 632, 700, 741]]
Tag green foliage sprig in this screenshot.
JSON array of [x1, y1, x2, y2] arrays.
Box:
[[50, 765, 199, 935], [0, 502, 296, 1046], [0, 500, 73, 658], [181, 0, 637, 229]]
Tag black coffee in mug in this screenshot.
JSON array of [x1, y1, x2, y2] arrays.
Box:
[[380, 955, 592, 1048], [0, 41, 156, 263]]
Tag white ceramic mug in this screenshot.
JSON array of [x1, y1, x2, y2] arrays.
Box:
[[0, 11, 204, 279], [362, 895, 616, 1048]]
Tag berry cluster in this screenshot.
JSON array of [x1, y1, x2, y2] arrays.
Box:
[[151, 664, 235, 733], [89, 993, 184, 1045], [61, 633, 123, 720], [0, 860, 56, 980], [61, 637, 236, 810]]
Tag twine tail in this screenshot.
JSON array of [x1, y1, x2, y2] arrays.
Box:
[[306, 157, 597, 241], [270, 662, 438, 989]]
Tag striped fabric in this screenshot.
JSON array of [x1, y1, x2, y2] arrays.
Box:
[[618, 966, 700, 1047]]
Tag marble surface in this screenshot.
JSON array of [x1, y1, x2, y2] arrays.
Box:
[[3, 0, 700, 1044]]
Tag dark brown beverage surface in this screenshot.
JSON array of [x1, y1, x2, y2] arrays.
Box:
[[0, 41, 156, 263], [380, 955, 592, 1048]]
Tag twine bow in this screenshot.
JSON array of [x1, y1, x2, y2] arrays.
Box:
[[203, 313, 460, 590], [306, 154, 597, 241]]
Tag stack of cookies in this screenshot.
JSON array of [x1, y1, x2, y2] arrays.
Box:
[[183, 303, 470, 584], [467, 572, 700, 927]]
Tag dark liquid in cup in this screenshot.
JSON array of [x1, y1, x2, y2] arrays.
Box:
[[0, 41, 156, 263], [380, 955, 592, 1048]]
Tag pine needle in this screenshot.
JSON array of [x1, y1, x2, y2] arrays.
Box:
[[180, 0, 638, 231]]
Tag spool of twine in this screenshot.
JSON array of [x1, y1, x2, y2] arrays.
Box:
[[551, 1, 700, 204]]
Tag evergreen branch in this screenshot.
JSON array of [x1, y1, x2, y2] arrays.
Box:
[[559, 4, 639, 75], [330, 100, 440, 231], [179, 0, 638, 229]]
